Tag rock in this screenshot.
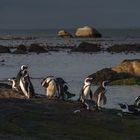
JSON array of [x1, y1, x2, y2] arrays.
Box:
[[13, 44, 27, 54], [71, 42, 101, 52], [75, 26, 102, 38], [107, 44, 140, 53], [57, 30, 73, 38], [112, 59, 140, 77], [28, 44, 48, 53], [0, 45, 11, 53]]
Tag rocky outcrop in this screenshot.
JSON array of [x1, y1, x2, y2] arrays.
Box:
[[112, 59, 140, 77], [75, 26, 102, 38], [13, 45, 27, 54], [28, 44, 48, 53], [57, 30, 73, 38], [87, 59, 140, 84], [0, 45, 11, 53], [107, 44, 140, 53], [71, 42, 101, 52]]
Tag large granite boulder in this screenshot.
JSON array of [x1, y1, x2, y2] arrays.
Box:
[[71, 42, 101, 52], [75, 26, 102, 38], [112, 59, 140, 77], [57, 30, 72, 38], [0, 45, 11, 53]]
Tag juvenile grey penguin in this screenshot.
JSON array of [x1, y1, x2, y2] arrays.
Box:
[[41, 76, 58, 99], [19, 69, 35, 99], [93, 81, 108, 110]]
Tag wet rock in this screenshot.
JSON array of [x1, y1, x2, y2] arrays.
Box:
[[107, 44, 140, 53], [0, 45, 11, 53], [13, 44, 27, 54], [28, 44, 48, 53], [71, 42, 101, 52], [57, 30, 73, 38], [112, 59, 140, 77], [75, 26, 102, 38]]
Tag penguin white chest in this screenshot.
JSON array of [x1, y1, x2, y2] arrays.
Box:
[[20, 79, 29, 98], [46, 80, 57, 98], [83, 85, 91, 99]]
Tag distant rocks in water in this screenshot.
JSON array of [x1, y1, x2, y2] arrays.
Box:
[[57, 30, 73, 38], [71, 42, 101, 52], [107, 44, 140, 53], [0, 45, 11, 53], [13, 45, 28, 54], [13, 44, 48, 54], [28, 43, 48, 53], [75, 26, 102, 38]]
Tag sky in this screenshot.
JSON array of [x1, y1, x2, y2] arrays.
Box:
[[0, 0, 140, 29]]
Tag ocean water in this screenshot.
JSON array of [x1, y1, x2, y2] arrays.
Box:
[[0, 28, 140, 47], [0, 28, 140, 109]]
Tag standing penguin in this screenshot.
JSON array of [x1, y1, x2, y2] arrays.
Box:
[[41, 76, 58, 99], [93, 81, 108, 110], [16, 65, 28, 88], [19, 69, 35, 99], [79, 77, 93, 102]]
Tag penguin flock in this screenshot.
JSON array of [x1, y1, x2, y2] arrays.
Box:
[[5, 64, 140, 115]]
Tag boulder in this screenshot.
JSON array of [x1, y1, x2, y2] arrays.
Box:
[[107, 44, 140, 53], [0, 45, 11, 53], [75, 26, 102, 38], [28, 44, 48, 53], [112, 59, 140, 77], [13, 45, 27, 54], [57, 30, 72, 38], [71, 42, 101, 52]]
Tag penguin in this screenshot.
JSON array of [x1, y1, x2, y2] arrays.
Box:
[[8, 77, 19, 91], [93, 81, 108, 110], [118, 103, 140, 115], [79, 77, 93, 102], [16, 65, 28, 85], [19, 69, 35, 99], [134, 96, 140, 107], [55, 77, 75, 100], [41, 76, 58, 99]]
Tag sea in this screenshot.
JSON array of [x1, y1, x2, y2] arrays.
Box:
[[0, 28, 140, 109]]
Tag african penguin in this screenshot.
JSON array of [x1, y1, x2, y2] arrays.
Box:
[[41, 76, 58, 99], [8, 77, 19, 91], [19, 69, 35, 99], [118, 103, 140, 115], [16, 65, 28, 88], [79, 77, 93, 102], [93, 81, 108, 110]]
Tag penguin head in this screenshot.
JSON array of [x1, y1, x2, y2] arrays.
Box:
[[84, 77, 93, 85], [102, 80, 108, 87], [20, 65, 28, 70], [8, 77, 17, 84]]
